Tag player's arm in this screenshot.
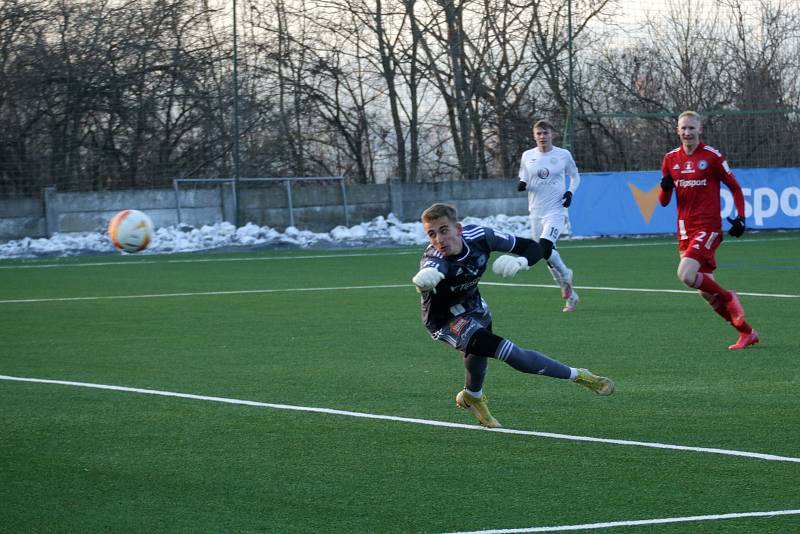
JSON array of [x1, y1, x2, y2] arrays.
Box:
[[721, 163, 746, 237], [659, 159, 674, 206], [511, 236, 544, 265], [517, 158, 529, 192], [564, 153, 581, 206], [492, 237, 543, 278]]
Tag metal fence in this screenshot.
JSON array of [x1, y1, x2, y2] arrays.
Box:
[[173, 176, 350, 228]]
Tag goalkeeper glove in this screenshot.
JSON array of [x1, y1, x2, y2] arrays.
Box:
[[562, 190, 573, 207], [660, 175, 674, 192], [727, 216, 745, 238], [517, 181, 527, 192], [412, 267, 444, 293], [492, 255, 530, 278]]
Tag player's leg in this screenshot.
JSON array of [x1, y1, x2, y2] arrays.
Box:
[[539, 215, 578, 311], [678, 232, 736, 301], [466, 328, 613, 395], [457, 353, 500, 427], [532, 215, 567, 289], [677, 256, 732, 303], [679, 245, 757, 349], [462, 353, 488, 397], [437, 314, 502, 427], [679, 234, 746, 327], [699, 278, 759, 350]]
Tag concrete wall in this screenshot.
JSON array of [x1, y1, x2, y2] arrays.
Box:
[[0, 179, 527, 240], [393, 179, 528, 222], [0, 197, 45, 239]]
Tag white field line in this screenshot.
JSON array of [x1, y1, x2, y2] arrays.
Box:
[[1, 283, 797, 305], [0, 251, 419, 269], [1, 234, 796, 270], [0, 284, 410, 304], [482, 282, 800, 299], [2, 374, 800, 465], [444, 509, 800, 533]]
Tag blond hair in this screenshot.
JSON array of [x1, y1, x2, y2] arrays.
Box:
[[678, 110, 702, 125], [421, 203, 458, 224], [533, 119, 554, 132]]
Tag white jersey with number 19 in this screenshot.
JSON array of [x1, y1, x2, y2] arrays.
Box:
[[518, 145, 580, 217]]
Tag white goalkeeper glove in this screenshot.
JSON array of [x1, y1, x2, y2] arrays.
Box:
[[412, 267, 445, 293], [492, 255, 529, 278]]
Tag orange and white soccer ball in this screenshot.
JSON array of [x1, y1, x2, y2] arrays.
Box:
[[108, 209, 154, 253]]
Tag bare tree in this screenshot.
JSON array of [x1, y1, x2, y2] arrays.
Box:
[[714, 0, 800, 166], [0, 0, 50, 196], [2, 0, 799, 199]]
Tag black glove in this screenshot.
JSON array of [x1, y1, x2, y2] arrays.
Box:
[[562, 190, 573, 207], [660, 175, 674, 192], [727, 216, 745, 238], [517, 181, 527, 192]]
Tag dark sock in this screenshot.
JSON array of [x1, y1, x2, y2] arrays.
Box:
[[494, 340, 571, 379], [463, 353, 488, 392]]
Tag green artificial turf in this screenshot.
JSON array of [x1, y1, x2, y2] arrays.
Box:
[[1, 233, 798, 533]]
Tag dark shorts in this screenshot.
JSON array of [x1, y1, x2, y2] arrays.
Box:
[[430, 302, 492, 353]]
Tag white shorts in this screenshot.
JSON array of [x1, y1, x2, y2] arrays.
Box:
[[530, 213, 568, 243]]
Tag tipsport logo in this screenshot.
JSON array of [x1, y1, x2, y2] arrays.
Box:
[[626, 182, 800, 227], [721, 186, 800, 226]]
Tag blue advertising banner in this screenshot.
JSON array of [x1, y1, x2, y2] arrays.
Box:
[[569, 168, 800, 236]]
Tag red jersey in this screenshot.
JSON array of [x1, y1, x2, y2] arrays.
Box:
[[660, 142, 745, 239]]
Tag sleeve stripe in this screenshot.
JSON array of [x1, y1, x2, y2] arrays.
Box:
[[462, 226, 485, 239]]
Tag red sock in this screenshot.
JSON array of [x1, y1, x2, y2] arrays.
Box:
[[693, 273, 731, 301], [710, 296, 752, 333], [710, 295, 731, 321]]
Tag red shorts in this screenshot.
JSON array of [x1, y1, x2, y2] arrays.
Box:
[[678, 229, 722, 273]]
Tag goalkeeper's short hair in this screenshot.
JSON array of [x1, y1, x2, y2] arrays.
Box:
[[421, 203, 458, 224]]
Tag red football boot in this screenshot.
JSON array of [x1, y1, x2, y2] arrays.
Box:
[[728, 329, 759, 350]]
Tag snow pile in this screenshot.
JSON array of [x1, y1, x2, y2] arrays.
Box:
[[0, 213, 535, 258]]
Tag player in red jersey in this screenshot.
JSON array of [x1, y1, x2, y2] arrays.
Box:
[[659, 111, 758, 350]]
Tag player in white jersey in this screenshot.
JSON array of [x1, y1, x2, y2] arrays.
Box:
[[517, 119, 581, 312]]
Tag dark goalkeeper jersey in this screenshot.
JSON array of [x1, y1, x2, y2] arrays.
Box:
[[419, 224, 516, 332]]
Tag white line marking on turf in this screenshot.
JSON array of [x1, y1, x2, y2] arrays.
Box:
[[2, 374, 799, 464], [1, 282, 796, 305], [0, 251, 419, 269], [444, 509, 800, 533], [483, 282, 800, 299], [0, 284, 410, 304]]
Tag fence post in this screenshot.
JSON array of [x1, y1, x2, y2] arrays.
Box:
[[339, 178, 350, 227], [173, 179, 182, 224], [388, 178, 404, 222], [285, 180, 295, 227], [43, 186, 58, 237], [222, 181, 237, 225]]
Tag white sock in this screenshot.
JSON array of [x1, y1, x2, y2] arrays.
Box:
[[466, 388, 482, 398], [547, 249, 569, 278], [547, 264, 563, 284], [568, 367, 578, 381]]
